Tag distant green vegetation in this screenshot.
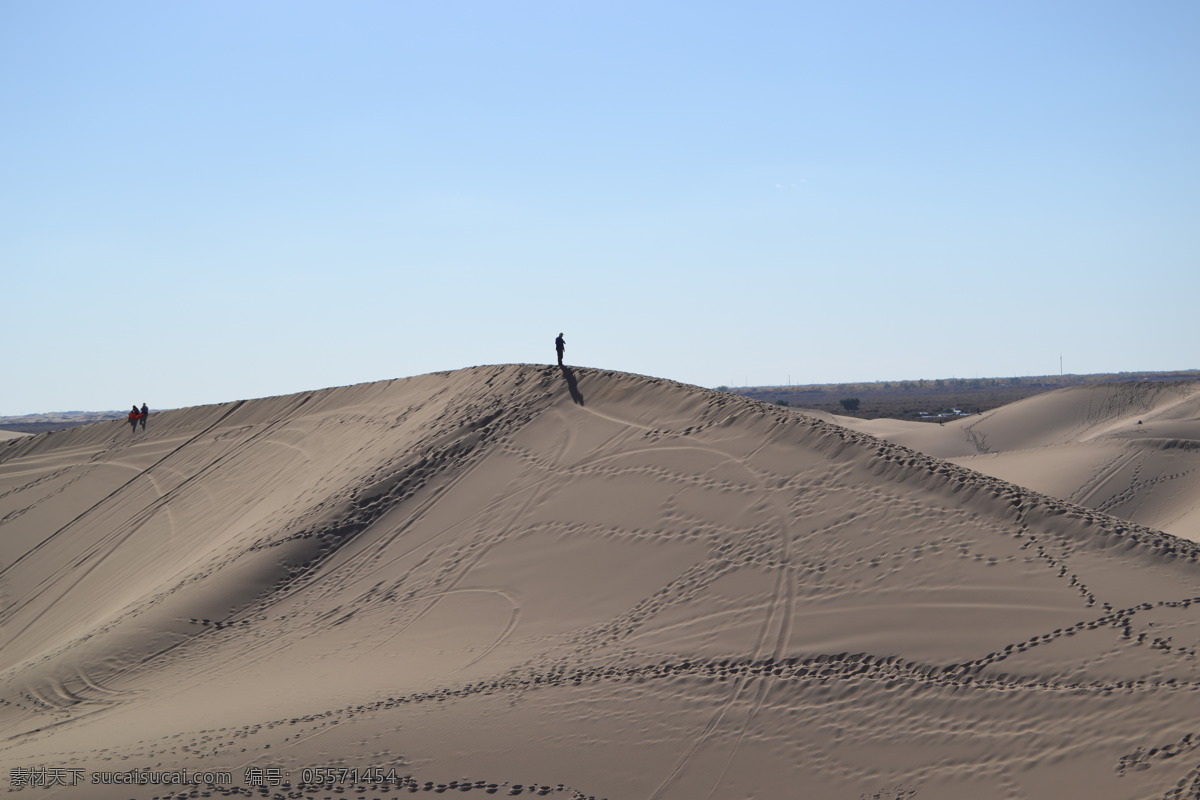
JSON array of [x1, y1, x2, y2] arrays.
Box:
[[0, 411, 126, 434], [728, 370, 1200, 421]]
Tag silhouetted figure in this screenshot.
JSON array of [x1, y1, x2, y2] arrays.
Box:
[[140, 403, 149, 430], [128, 405, 140, 434], [555, 332, 565, 366]]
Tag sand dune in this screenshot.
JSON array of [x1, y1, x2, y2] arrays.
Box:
[[3, 366, 1200, 799], [837, 381, 1200, 542]]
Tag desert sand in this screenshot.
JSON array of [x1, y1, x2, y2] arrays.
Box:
[[833, 381, 1200, 543], [3, 366, 1200, 800]]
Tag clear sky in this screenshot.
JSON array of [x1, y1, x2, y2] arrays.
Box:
[[2, 1, 1197, 415]]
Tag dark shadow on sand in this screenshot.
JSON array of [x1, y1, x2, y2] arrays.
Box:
[[560, 365, 585, 405]]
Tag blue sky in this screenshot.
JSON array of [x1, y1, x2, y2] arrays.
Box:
[[2, 1, 1197, 415]]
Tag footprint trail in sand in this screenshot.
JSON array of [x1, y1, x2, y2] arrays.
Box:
[[3, 366, 1200, 799]]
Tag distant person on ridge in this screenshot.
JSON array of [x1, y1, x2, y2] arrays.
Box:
[[555, 332, 565, 366], [140, 403, 149, 430], [128, 405, 141, 433]]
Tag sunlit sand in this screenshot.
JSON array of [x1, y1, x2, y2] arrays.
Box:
[[3, 366, 1199, 799]]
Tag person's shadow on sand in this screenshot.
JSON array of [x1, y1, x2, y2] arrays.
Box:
[[559, 365, 584, 405]]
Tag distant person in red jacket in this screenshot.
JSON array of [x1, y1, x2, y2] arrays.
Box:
[[128, 405, 141, 433]]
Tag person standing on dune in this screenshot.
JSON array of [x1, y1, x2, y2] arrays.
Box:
[[128, 405, 141, 433], [555, 332, 566, 366], [139, 403, 149, 430]]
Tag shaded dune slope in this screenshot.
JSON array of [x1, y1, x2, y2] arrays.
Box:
[[844, 381, 1200, 541], [3, 366, 1200, 799]]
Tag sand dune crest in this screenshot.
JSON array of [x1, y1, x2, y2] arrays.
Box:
[[841, 381, 1200, 541], [3, 366, 1200, 799]]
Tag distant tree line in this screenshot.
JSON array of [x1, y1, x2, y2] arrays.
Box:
[[722, 370, 1200, 421]]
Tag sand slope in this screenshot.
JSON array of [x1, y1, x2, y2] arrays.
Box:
[[3, 366, 1200, 799], [839, 382, 1200, 541]]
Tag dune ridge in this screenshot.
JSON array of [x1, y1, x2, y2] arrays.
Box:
[[3, 365, 1200, 799], [841, 381, 1200, 541]]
